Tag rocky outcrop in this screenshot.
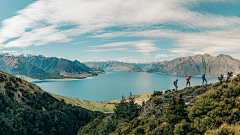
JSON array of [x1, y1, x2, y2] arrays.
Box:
[[147, 54, 240, 76], [139, 83, 217, 119]]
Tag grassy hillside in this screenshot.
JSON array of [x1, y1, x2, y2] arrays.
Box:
[[51, 92, 153, 114], [79, 73, 240, 135], [50, 94, 115, 113]]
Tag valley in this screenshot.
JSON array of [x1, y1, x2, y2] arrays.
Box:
[[0, 0, 239, 134]]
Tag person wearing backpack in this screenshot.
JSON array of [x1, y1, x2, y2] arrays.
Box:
[[202, 74, 207, 85], [174, 79, 178, 91], [186, 76, 191, 87]]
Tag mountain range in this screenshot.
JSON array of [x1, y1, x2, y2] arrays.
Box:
[[19, 54, 91, 78], [147, 54, 240, 76], [83, 61, 143, 72], [0, 54, 57, 79], [1, 53, 239, 79], [131, 62, 162, 71], [0, 53, 105, 80]]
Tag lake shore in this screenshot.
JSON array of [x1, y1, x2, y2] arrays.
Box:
[[27, 72, 106, 82]]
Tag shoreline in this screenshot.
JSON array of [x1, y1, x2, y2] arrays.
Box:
[[29, 72, 107, 82]]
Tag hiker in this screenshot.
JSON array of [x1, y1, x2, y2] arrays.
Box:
[[186, 76, 191, 87], [202, 74, 207, 84], [174, 79, 178, 91]]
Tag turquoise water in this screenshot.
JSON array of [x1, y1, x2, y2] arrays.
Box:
[[32, 70, 218, 101]]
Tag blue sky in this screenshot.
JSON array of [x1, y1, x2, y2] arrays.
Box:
[[0, 0, 240, 62]]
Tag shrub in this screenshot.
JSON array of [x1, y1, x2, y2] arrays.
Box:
[[193, 85, 201, 89], [174, 119, 191, 135]]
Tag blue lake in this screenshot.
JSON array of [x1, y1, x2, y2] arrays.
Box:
[[32, 70, 218, 101]]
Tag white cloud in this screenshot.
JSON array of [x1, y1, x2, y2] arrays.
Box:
[[0, 51, 17, 53], [91, 40, 160, 54], [143, 53, 151, 56], [154, 54, 169, 58], [85, 48, 128, 52], [73, 41, 87, 45], [118, 56, 153, 62], [0, 0, 239, 50], [93, 28, 240, 58], [22, 50, 33, 54]]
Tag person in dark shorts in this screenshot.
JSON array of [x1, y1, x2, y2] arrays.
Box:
[[186, 76, 191, 87], [202, 74, 207, 84], [174, 79, 178, 91]]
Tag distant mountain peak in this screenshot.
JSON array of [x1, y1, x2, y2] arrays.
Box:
[[218, 54, 231, 57], [203, 53, 211, 56], [0, 52, 13, 56], [19, 54, 45, 58]]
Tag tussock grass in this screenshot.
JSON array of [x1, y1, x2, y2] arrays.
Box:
[[51, 92, 153, 113]]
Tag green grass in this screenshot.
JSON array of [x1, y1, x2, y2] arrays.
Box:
[[101, 92, 153, 105], [50, 92, 153, 113], [50, 94, 115, 113]]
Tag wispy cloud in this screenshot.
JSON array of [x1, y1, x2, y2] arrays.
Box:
[[89, 40, 160, 54], [73, 41, 87, 45], [86, 48, 128, 52], [93, 28, 240, 57], [0, 51, 17, 53], [22, 50, 33, 54], [0, 0, 239, 50], [154, 54, 170, 58]]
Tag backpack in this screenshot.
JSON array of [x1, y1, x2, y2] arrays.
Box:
[[173, 81, 175, 85]]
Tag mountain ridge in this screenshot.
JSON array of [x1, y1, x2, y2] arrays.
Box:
[[83, 60, 143, 72], [0, 54, 58, 79], [148, 54, 240, 76], [18, 54, 94, 78]]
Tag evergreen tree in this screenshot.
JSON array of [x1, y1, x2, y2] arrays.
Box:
[[226, 71, 233, 82], [166, 93, 188, 128], [114, 98, 139, 121]]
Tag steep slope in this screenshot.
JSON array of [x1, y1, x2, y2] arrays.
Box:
[[19, 54, 90, 78], [83, 61, 143, 72], [0, 70, 103, 134], [148, 54, 240, 76], [0, 54, 57, 79]]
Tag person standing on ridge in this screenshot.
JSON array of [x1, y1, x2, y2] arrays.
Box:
[[186, 76, 191, 87], [202, 73, 207, 85], [174, 79, 178, 91]]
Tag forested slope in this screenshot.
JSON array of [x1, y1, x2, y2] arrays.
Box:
[[0, 70, 103, 135]]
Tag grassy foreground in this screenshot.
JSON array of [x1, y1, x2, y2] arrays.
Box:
[[50, 92, 153, 113]]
